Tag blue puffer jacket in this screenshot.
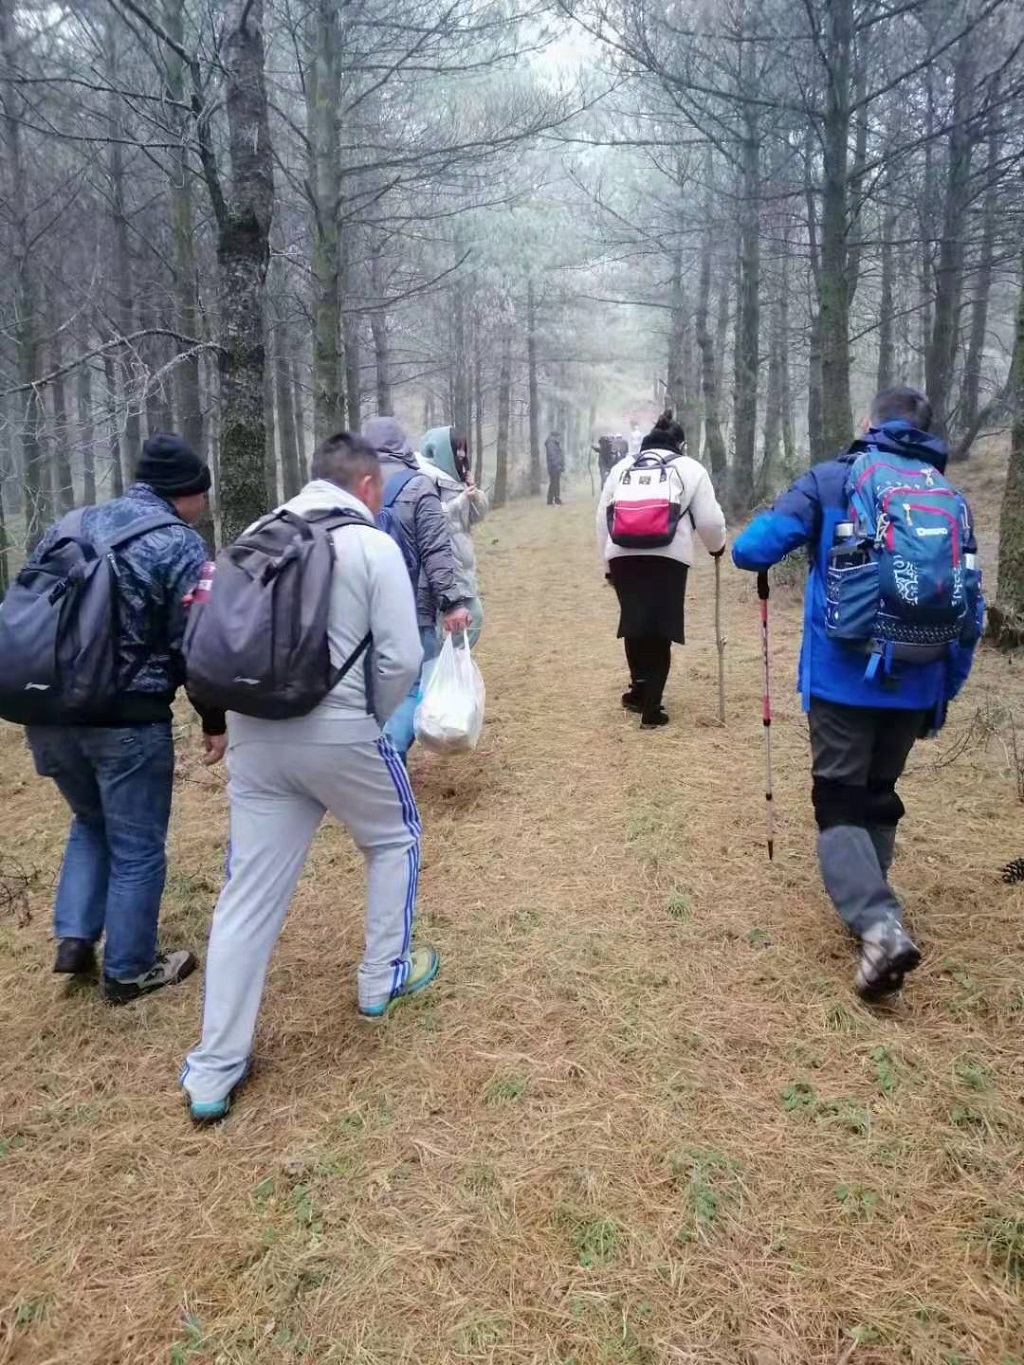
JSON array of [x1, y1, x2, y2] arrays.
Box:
[[732, 421, 982, 722], [30, 483, 222, 730]]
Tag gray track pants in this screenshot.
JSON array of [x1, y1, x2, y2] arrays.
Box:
[[809, 699, 928, 938], [181, 735, 420, 1106]]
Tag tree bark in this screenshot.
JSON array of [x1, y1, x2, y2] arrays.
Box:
[[48, 311, 75, 514], [214, 0, 275, 543], [526, 280, 542, 497], [308, 0, 344, 440], [925, 37, 975, 436], [292, 359, 307, 475], [876, 201, 897, 392], [106, 23, 142, 471], [696, 172, 728, 490], [473, 315, 485, 485], [264, 319, 278, 505], [818, 0, 854, 460], [103, 352, 125, 497], [369, 239, 392, 415], [958, 87, 1000, 452], [667, 243, 686, 417], [274, 313, 302, 499], [760, 295, 783, 498], [991, 255, 1024, 641], [77, 363, 96, 506], [341, 234, 362, 430], [730, 117, 760, 514], [493, 323, 512, 509]]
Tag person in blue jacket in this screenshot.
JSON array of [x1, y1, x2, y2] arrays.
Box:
[[732, 386, 982, 999]]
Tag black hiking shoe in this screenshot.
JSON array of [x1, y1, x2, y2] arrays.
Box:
[[640, 708, 670, 729], [53, 938, 97, 976], [622, 685, 644, 714], [855, 923, 921, 1000], [104, 949, 197, 1005]]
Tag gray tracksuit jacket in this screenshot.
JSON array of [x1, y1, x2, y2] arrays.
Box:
[[361, 416, 465, 628]]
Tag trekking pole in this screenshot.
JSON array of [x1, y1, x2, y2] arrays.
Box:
[[714, 554, 726, 724], [757, 571, 775, 861]]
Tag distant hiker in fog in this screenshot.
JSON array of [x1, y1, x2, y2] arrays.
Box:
[[545, 431, 564, 506], [597, 410, 726, 729], [628, 422, 643, 457], [732, 386, 983, 1000], [419, 426, 488, 649], [361, 415, 472, 761], [181, 432, 435, 1124], [613, 433, 628, 461], [0, 435, 224, 1004], [594, 435, 615, 484]]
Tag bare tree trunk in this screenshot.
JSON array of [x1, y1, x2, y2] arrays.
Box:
[[309, 0, 344, 440], [667, 243, 686, 416], [696, 184, 728, 489], [48, 317, 75, 514], [526, 280, 542, 497], [165, 0, 203, 454], [106, 24, 142, 470], [214, 0, 275, 542], [274, 315, 302, 499], [264, 320, 278, 505], [77, 363, 96, 505], [877, 202, 897, 392], [341, 234, 362, 430], [818, 0, 854, 460], [369, 239, 392, 415], [925, 37, 975, 436], [493, 324, 512, 508], [452, 274, 470, 438], [959, 91, 1000, 453], [991, 256, 1024, 641], [730, 118, 761, 514], [103, 353, 125, 497], [473, 316, 484, 485], [292, 359, 307, 475], [141, 303, 175, 436]]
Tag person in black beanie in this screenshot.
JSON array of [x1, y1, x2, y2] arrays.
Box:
[[16, 432, 225, 1005]]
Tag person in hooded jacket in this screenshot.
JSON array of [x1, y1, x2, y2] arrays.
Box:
[[418, 426, 488, 649], [732, 386, 983, 1000], [361, 416, 471, 759], [545, 432, 565, 506]]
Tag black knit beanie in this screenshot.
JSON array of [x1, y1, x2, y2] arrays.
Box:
[[135, 433, 211, 497]]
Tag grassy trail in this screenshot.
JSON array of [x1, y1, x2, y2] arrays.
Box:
[[1, 477, 1023, 1364]]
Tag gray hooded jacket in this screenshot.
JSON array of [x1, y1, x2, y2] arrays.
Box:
[[361, 416, 465, 627]]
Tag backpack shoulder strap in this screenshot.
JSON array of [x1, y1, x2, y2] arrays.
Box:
[[382, 468, 418, 508], [305, 507, 374, 534], [103, 512, 183, 551]]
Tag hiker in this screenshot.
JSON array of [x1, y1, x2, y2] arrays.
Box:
[[597, 409, 726, 729], [0, 434, 224, 1003], [545, 431, 564, 506], [180, 432, 436, 1124], [360, 415, 472, 760], [732, 386, 983, 999], [627, 421, 643, 457], [613, 433, 629, 462], [419, 426, 488, 649], [594, 436, 616, 485]]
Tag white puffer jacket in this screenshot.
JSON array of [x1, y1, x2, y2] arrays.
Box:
[[416, 458, 489, 601]]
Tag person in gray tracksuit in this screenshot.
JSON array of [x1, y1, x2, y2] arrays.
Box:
[[181, 434, 436, 1123], [361, 415, 471, 758]]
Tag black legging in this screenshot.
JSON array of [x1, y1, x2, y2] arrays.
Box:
[[547, 470, 562, 504], [624, 636, 671, 713]]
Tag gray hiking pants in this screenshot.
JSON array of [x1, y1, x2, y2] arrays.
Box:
[[809, 699, 929, 939], [181, 735, 420, 1106]]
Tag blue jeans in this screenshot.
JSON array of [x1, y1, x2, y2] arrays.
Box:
[[27, 724, 175, 980], [384, 626, 441, 760]]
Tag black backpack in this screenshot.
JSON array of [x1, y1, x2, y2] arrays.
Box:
[[0, 508, 180, 725], [184, 507, 372, 720]]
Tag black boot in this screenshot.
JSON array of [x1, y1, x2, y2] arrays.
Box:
[[622, 682, 645, 713], [640, 707, 670, 729], [53, 938, 97, 975]]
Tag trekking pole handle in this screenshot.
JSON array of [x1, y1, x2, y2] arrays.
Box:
[[757, 571, 770, 602]]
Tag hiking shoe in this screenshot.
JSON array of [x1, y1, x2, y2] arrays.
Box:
[[186, 1058, 253, 1126], [359, 946, 440, 1019], [640, 708, 670, 729], [855, 923, 921, 1000], [53, 938, 96, 975], [621, 685, 644, 714], [104, 949, 197, 1005]]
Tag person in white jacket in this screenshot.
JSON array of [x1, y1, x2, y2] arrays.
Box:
[[181, 433, 434, 1124], [597, 410, 727, 728]]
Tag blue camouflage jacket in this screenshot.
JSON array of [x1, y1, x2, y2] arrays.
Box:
[[31, 483, 222, 730], [732, 422, 982, 722]]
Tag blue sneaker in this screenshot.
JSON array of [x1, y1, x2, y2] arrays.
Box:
[[186, 1058, 253, 1126], [359, 946, 440, 1019]]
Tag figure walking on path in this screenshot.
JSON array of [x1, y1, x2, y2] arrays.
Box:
[[419, 426, 488, 649], [545, 431, 564, 506], [181, 433, 436, 1124], [597, 409, 726, 729], [732, 387, 984, 998]]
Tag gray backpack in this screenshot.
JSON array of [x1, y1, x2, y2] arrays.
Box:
[[184, 507, 372, 719], [0, 508, 179, 725]]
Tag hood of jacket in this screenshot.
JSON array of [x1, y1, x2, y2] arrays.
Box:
[[361, 416, 416, 468], [420, 426, 460, 480], [416, 454, 462, 492], [844, 419, 948, 474], [284, 478, 375, 523]]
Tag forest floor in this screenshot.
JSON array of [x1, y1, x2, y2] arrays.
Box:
[[2, 448, 1024, 1365]]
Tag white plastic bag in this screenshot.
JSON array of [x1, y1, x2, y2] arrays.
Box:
[[414, 634, 485, 753]]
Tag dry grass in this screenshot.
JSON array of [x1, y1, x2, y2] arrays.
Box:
[[1, 451, 1024, 1365]]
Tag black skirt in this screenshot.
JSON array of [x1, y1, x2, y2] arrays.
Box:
[[608, 555, 688, 644]]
